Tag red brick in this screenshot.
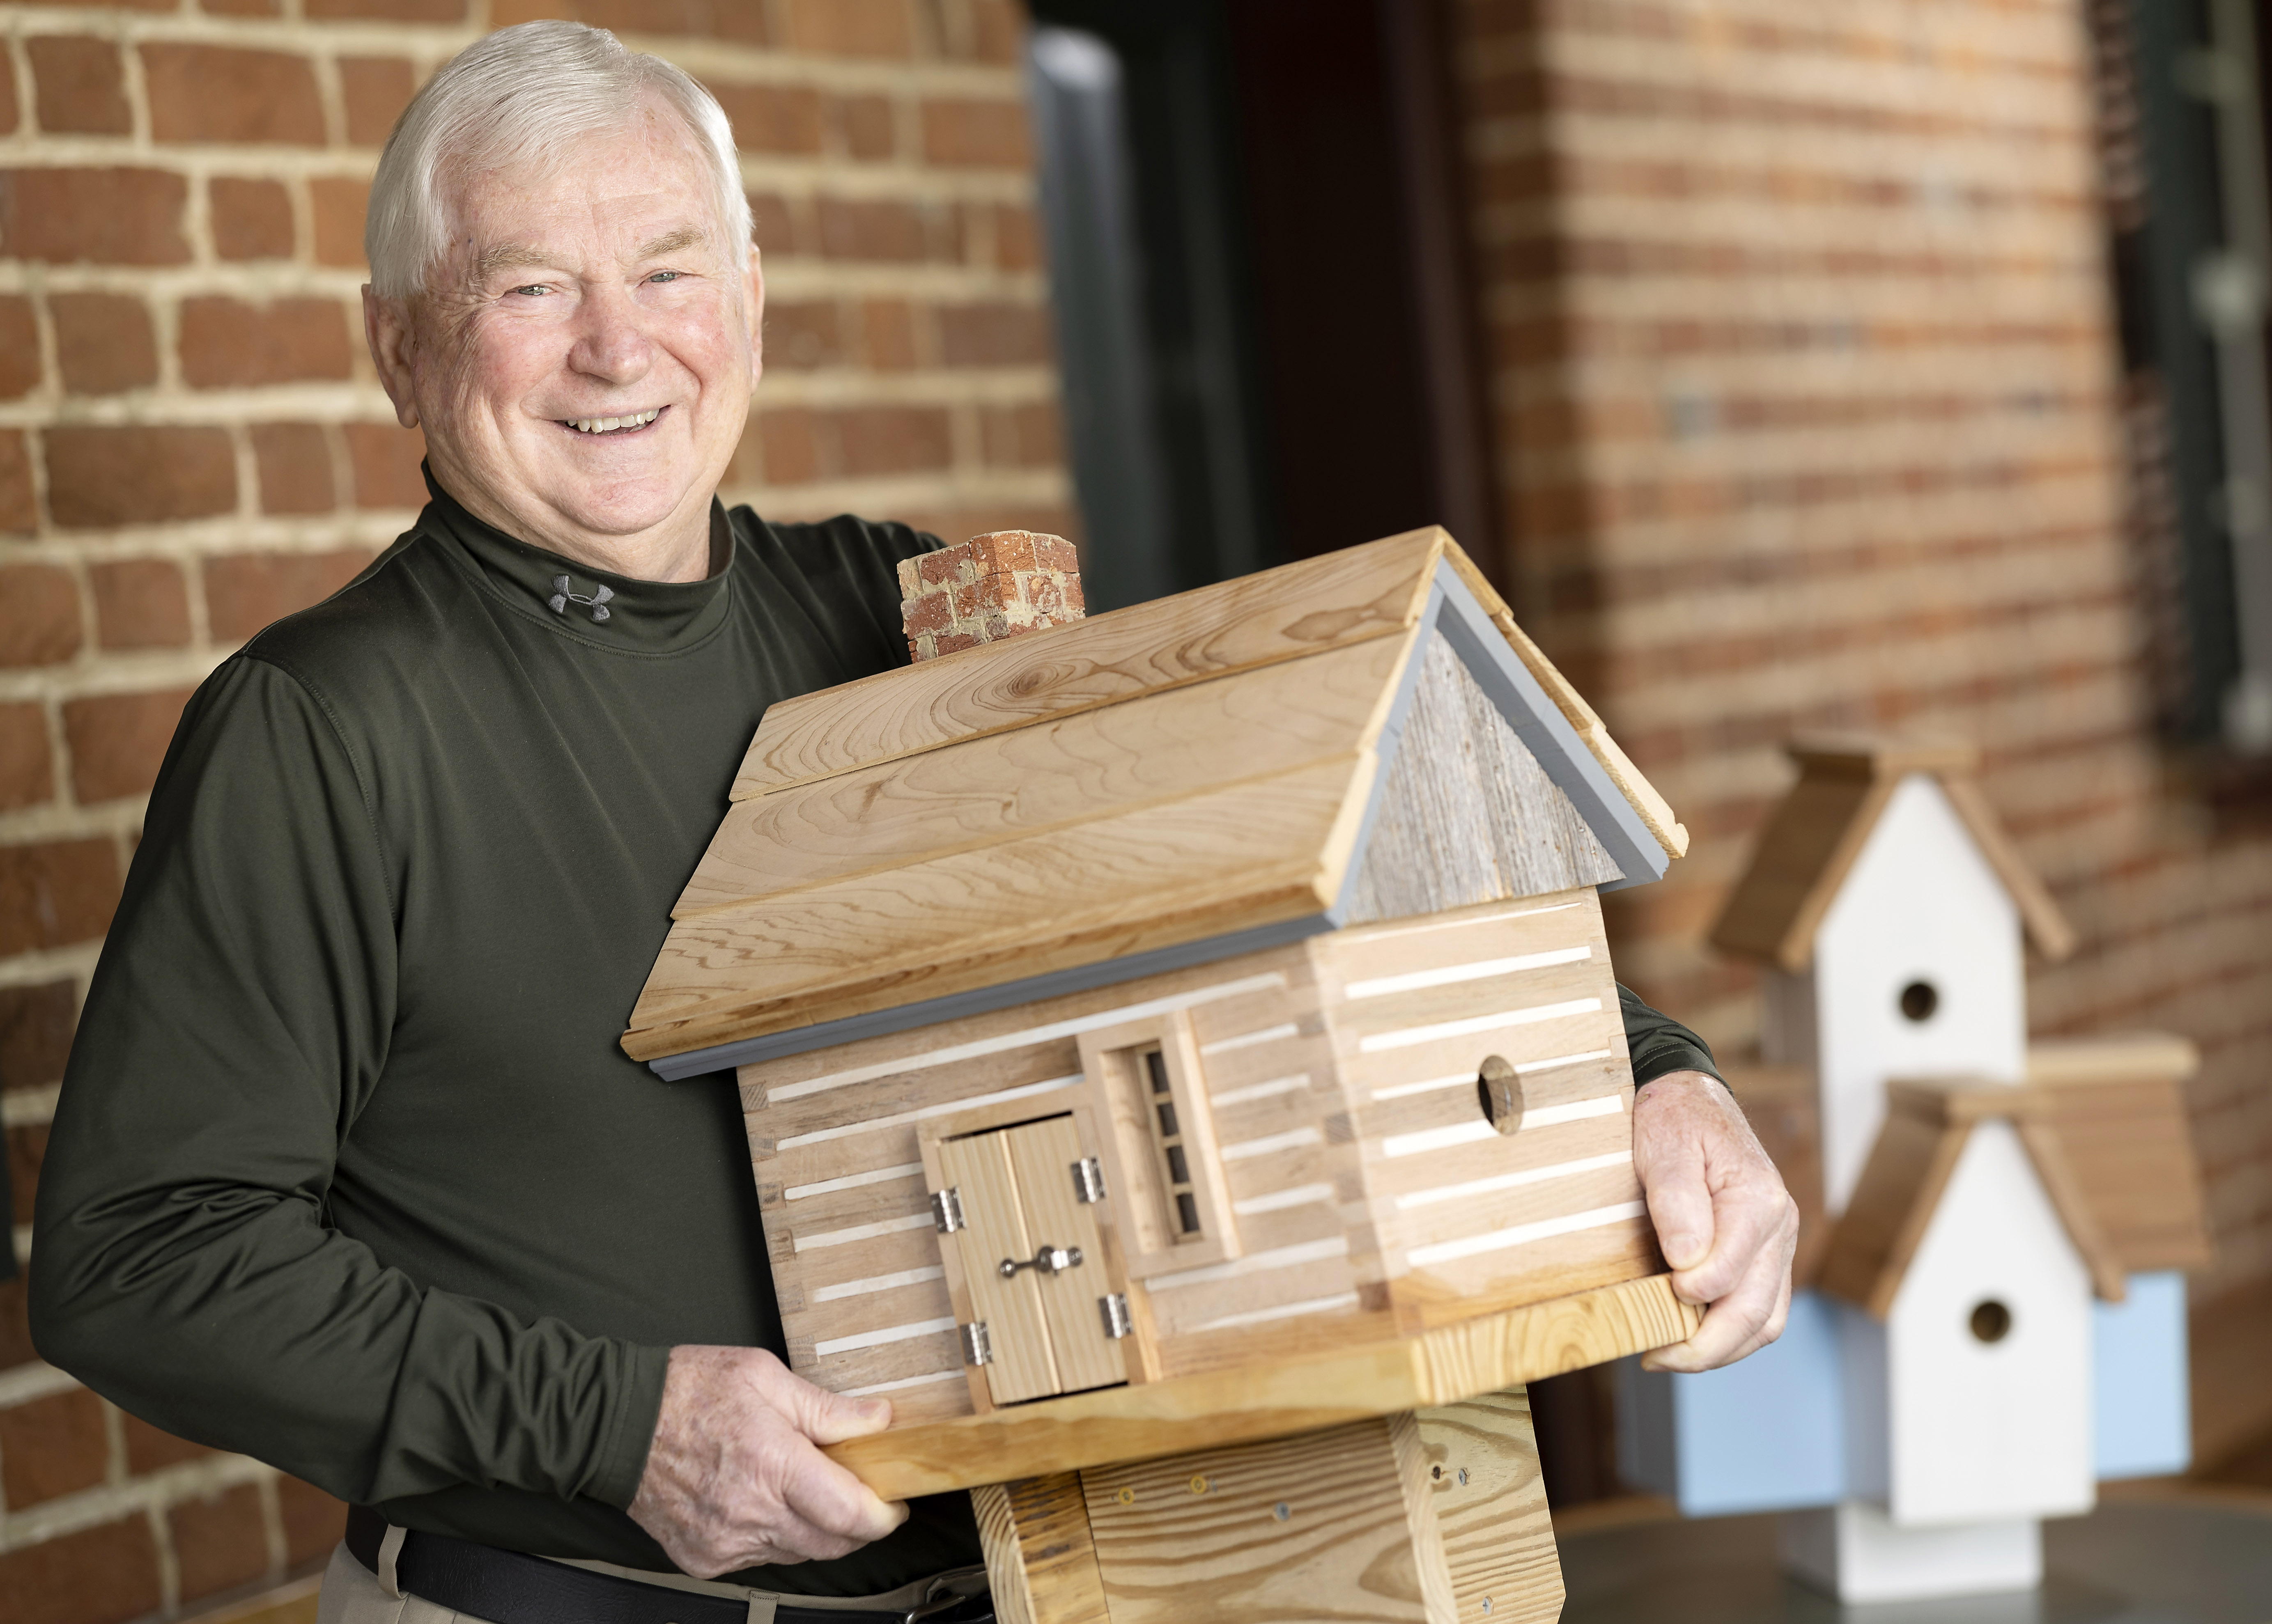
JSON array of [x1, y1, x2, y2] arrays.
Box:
[[0, 1386, 109, 1507], [0, 1275, 32, 1370], [90, 559, 191, 650], [836, 406, 951, 476], [121, 1412, 210, 1475], [0, 840, 120, 956], [0, 298, 37, 399], [765, 301, 841, 369], [180, 297, 353, 389], [310, 177, 370, 268], [204, 550, 370, 642], [307, 0, 466, 17], [62, 688, 191, 804], [859, 299, 917, 370], [965, 0, 1023, 63], [0, 704, 53, 813], [921, 98, 1030, 169], [45, 426, 237, 528], [201, 0, 283, 13], [0, 1515, 163, 1624], [0, 980, 75, 1092], [747, 190, 797, 255], [6, 1121, 44, 1223], [340, 55, 418, 147], [0, 168, 189, 265], [783, 0, 912, 57], [981, 402, 1064, 468], [172, 1483, 272, 1603], [142, 45, 324, 145], [939, 301, 1050, 367], [253, 423, 337, 516], [210, 177, 294, 261], [832, 94, 896, 159], [817, 196, 942, 262], [51, 293, 158, 396], [0, 565, 82, 668], [492, 0, 767, 38], [278, 1475, 347, 1567], [0, 43, 14, 134], [706, 81, 822, 155], [0, 432, 29, 534], [992, 204, 1040, 272], [344, 423, 426, 510], [28, 37, 131, 135], [756, 408, 817, 485]]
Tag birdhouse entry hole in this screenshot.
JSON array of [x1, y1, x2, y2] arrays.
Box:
[[1969, 1298, 2012, 1344], [1898, 979, 1940, 1023], [1477, 1055, 1524, 1135]]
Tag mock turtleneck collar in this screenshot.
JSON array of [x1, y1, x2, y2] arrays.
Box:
[[416, 467, 734, 653]]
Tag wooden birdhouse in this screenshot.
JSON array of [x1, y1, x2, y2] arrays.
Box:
[[626, 528, 1708, 1624], [1619, 736, 2211, 1606]]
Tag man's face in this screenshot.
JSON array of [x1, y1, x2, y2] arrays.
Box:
[[374, 99, 761, 573]]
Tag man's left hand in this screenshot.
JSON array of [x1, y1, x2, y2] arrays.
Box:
[[1630, 1069, 1799, 1372]]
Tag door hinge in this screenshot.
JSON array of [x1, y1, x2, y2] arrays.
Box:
[[1098, 1292, 1133, 1340], [961, 1321, 992, 1367], [1071, 1156, 1106, 1204], [930, 1187, 965, 1234]]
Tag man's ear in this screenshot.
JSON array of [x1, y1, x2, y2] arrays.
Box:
[[744, 246, 765, 392], [363, 286, 422, 429]]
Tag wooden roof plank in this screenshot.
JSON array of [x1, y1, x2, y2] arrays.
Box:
[[1815, 1093, 1970, 1319], [730, 528, 1450, 801]]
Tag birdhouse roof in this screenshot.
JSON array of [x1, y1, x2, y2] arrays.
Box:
[[1709, 734, 2076, 973], [1816, 1035, 2211, 1318], [624, 528, 1686, 1076]]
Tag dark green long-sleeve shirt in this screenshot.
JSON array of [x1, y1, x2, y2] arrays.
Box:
[[32, 480, 1716, 1591]]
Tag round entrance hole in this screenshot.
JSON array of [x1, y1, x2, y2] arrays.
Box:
[[1899, 980, 1940, 1023], [1969, 1299, 2012, 1344], [1477, 1056, 1523, 1135]]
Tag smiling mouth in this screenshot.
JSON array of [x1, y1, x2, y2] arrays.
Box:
[[561, 406, 664, 435]]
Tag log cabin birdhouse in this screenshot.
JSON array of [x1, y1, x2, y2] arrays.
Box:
[[627, 528, 1709, 1624], [1620, 736, 2211, 1606]]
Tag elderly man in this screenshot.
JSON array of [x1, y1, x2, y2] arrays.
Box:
[[32, 21, 1794, 1624]]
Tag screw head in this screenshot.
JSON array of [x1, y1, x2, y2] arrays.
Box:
[[1273, 1502, 1291, 1521], [1189, 1475, 1208, 1495], [1457, 1467, 1469, 1486], [1116, 1486, 1135, 1505]]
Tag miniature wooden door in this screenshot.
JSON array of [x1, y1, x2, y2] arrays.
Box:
[[937, 1115, 1129, 1404]]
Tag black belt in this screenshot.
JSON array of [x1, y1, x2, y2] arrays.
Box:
[[345, 1505, 991, 1624]]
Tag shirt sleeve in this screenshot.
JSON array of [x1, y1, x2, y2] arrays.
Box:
[[30, 655, 667, 1512], [1618, 983, 1725, 1087]]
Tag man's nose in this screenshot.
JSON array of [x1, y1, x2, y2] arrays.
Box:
[[566, 284, 654, 384]]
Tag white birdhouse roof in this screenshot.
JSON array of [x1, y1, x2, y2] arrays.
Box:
[[1709, 735, 2076, 974], [624, 528, 1686, 1074]]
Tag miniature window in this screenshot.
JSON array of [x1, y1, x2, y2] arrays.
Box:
[[1077, 1014, 1240, 1277]]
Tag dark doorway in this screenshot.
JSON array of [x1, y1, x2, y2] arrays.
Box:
[[1027, 0, 1494, 609]]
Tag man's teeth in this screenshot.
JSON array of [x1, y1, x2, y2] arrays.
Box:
[[566, 408, 661, 434]]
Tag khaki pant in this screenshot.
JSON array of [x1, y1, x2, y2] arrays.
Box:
[[316, 1537, 981, 1624]]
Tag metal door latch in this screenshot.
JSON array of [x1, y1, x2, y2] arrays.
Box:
[[1098, 1292, 1133, 1340], [930, 1187, 965, 1234], [960, 1321, 992, 1367], [998, 1243, 1083, 1278], [1071, 1156, 1106, 1203]]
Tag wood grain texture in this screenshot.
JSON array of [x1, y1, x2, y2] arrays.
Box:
[[2030, 1036, 2212, 1273], [1004, 1115, 1130, 1392], [1345, 630, 1622, 923], [2015, 1116, 2129, 1302], [819, 1273, 1700, 1499], [973, 1475, 1110, 1624], [732, 529, 1449, 799], [679, 633, 1410, 918], [1414, 1388, 1561, 1624], [625, 755, 1370, 1059], [1079, 1416, 1453, 1624], [940, 1129, 1059, 1404]]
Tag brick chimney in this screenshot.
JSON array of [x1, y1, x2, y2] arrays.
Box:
[[897, 530, 1085, 662]]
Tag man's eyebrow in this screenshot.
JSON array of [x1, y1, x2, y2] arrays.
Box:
[[632, 226, 708, 261], [472, 243, 557, 284]]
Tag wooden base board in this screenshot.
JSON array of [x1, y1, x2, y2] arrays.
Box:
[[833, 1273, 1698, 1500], [977, 1387, 1558, 1624]]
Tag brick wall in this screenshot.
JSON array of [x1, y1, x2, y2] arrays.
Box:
[[0, 2, 1064, 1619], [1445, 0, 2272, 1317]]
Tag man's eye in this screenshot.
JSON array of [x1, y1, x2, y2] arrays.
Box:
[[647, 271, 682, 284], [510, 284, 550, 297]]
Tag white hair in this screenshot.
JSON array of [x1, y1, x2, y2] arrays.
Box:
[[365, 20, 751, 299]]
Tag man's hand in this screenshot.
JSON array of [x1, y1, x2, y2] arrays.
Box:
[[1630, 1069, 1799, 1373], [628, 1346, 908, 1578]]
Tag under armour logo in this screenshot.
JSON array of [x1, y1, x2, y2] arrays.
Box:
[[549, 575, 613, 623]]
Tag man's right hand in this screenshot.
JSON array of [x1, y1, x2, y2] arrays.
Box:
[[628, 1345, 909, 1578]]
